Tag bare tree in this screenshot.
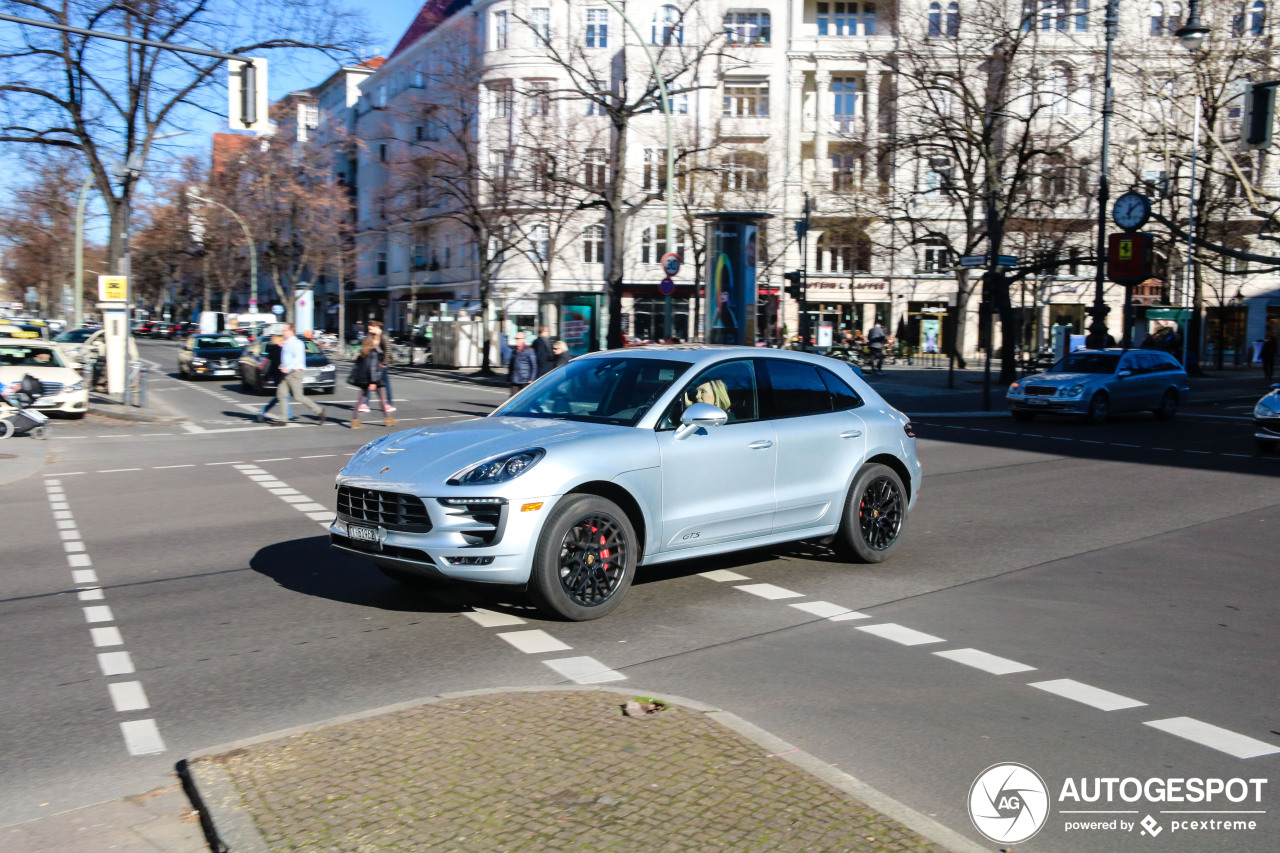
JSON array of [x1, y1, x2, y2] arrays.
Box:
[[0, 152, 89, 315], [0, 0, 369, 273]]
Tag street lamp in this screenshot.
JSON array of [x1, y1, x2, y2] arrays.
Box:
[[1087, 0, 1120, 350], [186, 190, 258, 313], [1175, 0, 1211, 368]]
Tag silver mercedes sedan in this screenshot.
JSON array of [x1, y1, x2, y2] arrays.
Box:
[[1006, 348, 1189, 424], [330, 347, 921, 620]]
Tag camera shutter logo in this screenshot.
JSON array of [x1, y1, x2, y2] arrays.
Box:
[[968, 763, 1050, 844]]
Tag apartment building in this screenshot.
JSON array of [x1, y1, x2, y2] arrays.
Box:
[[342, 0, 1279, 361]]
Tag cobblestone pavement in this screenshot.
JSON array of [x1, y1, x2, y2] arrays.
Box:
[[198, 691, 957, 853]]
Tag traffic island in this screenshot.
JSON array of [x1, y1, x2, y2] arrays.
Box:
[[181, 687, 983, 853]]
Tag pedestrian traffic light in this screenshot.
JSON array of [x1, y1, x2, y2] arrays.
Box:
[[783, 270, 802, 299], [1242, 81, 1278, 150]]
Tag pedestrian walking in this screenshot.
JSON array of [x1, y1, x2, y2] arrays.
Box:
[[367, 320, 396, 413], [508, 331, 537, 396], [867, 320, 887, 375], [551, 340, 572, 369], [532, 325, 553, 378], [348, 330, 395, 429], [256, 334, 292, 423], [1262, 333, 1277, 382], [271, 324, 327, 426]]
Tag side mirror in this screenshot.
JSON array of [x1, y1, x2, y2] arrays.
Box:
[[675, 402, 728, 439], [1117, 369, 1132, 378]]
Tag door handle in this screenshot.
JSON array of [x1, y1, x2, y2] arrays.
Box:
[[747, 439, 774, 450], [840, 430, 863, 439]]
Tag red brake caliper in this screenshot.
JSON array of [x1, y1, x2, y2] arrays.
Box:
[[594, 526, 611, 569]]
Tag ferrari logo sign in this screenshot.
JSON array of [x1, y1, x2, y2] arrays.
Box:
[[1117, 241, 1134, 260], [98, 275, 128, 301]]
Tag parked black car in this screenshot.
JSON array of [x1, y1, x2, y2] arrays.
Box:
[[177, 334, 244, 380], [237, 335, 336, 394]]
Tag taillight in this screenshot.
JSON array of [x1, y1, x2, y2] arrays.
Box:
[[903, 421, 916, 439]]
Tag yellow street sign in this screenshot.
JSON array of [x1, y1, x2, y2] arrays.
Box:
[[98, 275, 128, 301], [1117, 240, 1133, 261]]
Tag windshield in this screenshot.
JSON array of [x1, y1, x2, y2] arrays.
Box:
[[194, 335, 241, 350], [1054, 352, 1120, 374], [0, 345, 65, 367], [497, 357, 690, 426], [55, 329, 96, 343]]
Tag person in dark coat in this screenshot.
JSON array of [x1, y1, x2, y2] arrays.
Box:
[[348, 330, 395, 429], [257, 335, 292, 423], [508, 331, 538, 396], [1262, 333, 1277, 382], [532, 325, 553, 378], [551, 340, 572, 369]]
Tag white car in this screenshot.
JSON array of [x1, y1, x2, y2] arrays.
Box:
[[0, 338, 88, 417], [331, 346, 922, 620]]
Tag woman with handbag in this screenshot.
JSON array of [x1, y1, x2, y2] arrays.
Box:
[[347, 331, 395, 429]]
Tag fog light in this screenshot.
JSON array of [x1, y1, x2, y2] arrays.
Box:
[[445, 556, 494, 566]]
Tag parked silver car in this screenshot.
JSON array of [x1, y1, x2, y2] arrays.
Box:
[[330, 347, 922, 620], [1253, 384, 1280, 452], [1006, 348, 1189, 424]]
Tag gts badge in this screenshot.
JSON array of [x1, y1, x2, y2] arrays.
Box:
[[682, 532, 700, 540]]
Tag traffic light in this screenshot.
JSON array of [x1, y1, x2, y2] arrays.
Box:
[[1242, 81, 1278, 150], [783, 270, 802, 299], [228, 58, 269, 133]]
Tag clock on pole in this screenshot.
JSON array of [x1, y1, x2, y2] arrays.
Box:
[[1112, 191, 1151, 232]]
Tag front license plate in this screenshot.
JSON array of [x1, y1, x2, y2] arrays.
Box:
[[1027, 398, 1047, 406], [215, 370, 234, 375], [348, 523, 382, 548]]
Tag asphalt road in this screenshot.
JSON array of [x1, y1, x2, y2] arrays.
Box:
[[1, 338, 1276, 852]]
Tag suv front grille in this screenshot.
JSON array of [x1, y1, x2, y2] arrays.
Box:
[[337, 486, 431, 531]]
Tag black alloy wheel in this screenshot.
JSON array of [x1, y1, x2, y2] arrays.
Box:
[[1153, 388, 1178, 420], [529, 494, 637, 620], [837, 463, 908, 563], [1086, 392, 1109, 425]]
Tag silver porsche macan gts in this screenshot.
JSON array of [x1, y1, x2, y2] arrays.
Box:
[[330, 346, 922, 620]]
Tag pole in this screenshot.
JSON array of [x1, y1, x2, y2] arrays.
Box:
[[600, 0, 676, 340], [73, 172, 93, 327], [187, 191, 257, 312], [1088, 0, 1118, 349], [800, 193, 811, 348], [1183, 92, 1201, 368]]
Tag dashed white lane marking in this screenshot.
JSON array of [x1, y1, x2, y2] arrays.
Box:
[[1144, 717, 1280, 759], [934, 648, 1037, 675], [301, 454, 335, 459], [46, 478, 164, 757], [790, 601, 859, 619], [97, 467, 144, 473], [543, 656, 627, 684], [828, 611, 872, 621], [856, 623, 945, 646], [700, 569, 751, 582], [1029, 679, 1147, 711], [1184, 450, 1212, 455], [734, 583, 804, 600], [496, 629, 573, 654], [119, 719, 166, 756], [153, 464, 195, 469], [1111, 443, 1139, 448], [255, 457, 293, 462], [1079, 439, 1105, 444], [1223, 453, 1252, 458], [108, 681, 150, 712], [462, 608, 528, 628]]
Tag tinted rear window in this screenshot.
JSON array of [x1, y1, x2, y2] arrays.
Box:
[[764, 360, 832, 418]]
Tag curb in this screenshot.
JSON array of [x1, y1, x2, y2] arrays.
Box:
[[181, 685, 989, 853]]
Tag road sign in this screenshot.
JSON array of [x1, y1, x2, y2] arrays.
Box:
[[960, 256, 986, 268], [997, 255, 1019, 267], [271, 304, 284, 315], [97, 275, 128, 301], [659, 278, 675, 295], [660, 253, 681, 277]]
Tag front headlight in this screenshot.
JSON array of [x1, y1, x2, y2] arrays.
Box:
[[1008, 382, 1023, 396], [1063, 384, 1085, 397], [320, 364, 335, 372], [65, 379, 85, 393], [448, 448, 545, 486], [191, 357, 207, 366], [1255, 397, 1280, 418]]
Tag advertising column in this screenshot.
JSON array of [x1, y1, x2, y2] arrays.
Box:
[[697, 212, 774, 346], [97, 276, 129, 396]]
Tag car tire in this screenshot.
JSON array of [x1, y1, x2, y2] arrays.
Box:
[[1153, 388, 1178, 420], [836, 463, 908, 563], [1256, 436, 1277, 453], [527, 494, 637, 621], [1011, 411, 1036, 422], [1085, 392, 1109, 425]]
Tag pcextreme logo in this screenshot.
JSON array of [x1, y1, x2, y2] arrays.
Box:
[[968, 763, 1051, 844]]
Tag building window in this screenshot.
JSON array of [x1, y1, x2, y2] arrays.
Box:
[[585, 9, 608, 47], [667, 90, 689, 114], [1041, 155, 1069, 196], [527, 80, 552, 117], [832, 76, 857, 130], [489, 149, 511, 186], [641, 225, 686, 264], [816, 2, 877, 35], [831, 146, 862, 191], [1075, 0, 1089, 30], [1143, 169, 1169, 199], [528, 224, 550, 262], [302, 104, 319, 130], [816, 231, 871, 274], [412, 243, 427, 270], [531, 150, 555, 192], [491, 82, 513, 119], [928, 1, 960, 36], [723, 84, 769, 117], [492, 10, 509, 49], [585, 148, 608, 188], [721, 151, 768, 191], [644, 148, 668, 191], [583, 225, 606, 263], [1150, 1, 1182, 35], [1040, 0, 1068, 31], [376, 251, 388, 276], [924, 155, 953, 194], [921, 241, 949, 273], [1234, 0, 1266, 35], [652, 5, 683, 45], [724, 10, 771, 44], [1046, 65, 1071, 114], [530, 6, 551, 42], [586, 79, 609, 115], [378, 143, 387, 162]]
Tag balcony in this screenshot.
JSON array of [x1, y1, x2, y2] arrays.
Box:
[[720, 43, 777, 72], [801, 115, 864, 137], [718, 115, 772, 138]]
